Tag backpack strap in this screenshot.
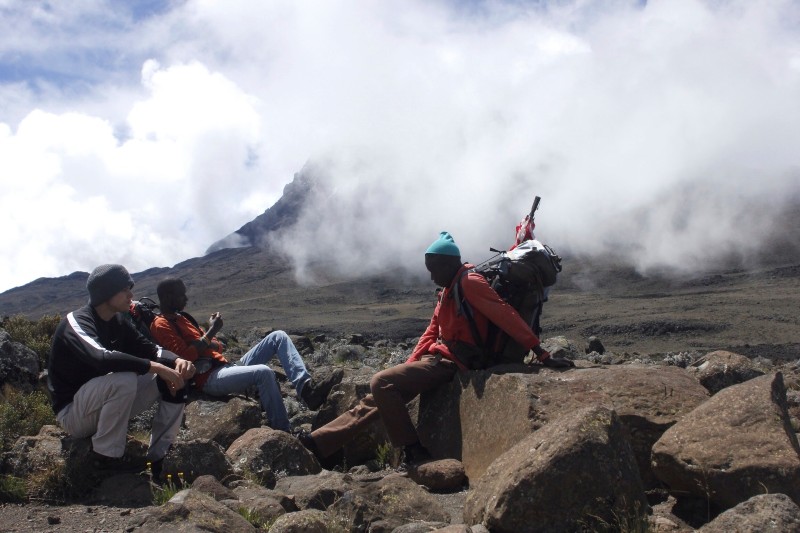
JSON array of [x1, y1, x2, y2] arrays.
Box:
[[453, 270, 492, 367]]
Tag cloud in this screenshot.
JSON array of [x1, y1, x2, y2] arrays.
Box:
[[0, 60, 265, 291], [1, 0, 800, 293]]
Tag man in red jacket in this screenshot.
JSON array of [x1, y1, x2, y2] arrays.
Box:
[[300, 232, 572, 464]]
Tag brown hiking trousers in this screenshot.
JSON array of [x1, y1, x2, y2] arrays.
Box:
[[311, 355, 458, 457]]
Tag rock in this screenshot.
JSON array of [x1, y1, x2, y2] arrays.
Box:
[[406, 459, 467, 492], [190, 475, 237, 501], [333, 344, 367, 362], [226, 428, 321, 486], [540, 335, 580, 359], [90, 473, 153, 506], [418, 364, 708, 489], [161, 439, 234, 484], [232, 481, 298, 519], [585, 336, 605, 355], [183, 396, 263, 449], [697, 493, 800, 532], [392, 522, 451, 532], [348, 334, 366, 345], [430, 526, 470, 533], [268, 508, 329, 533], [2, 426, 150, 497], [329, 473, 449, 531], [692, 350, 765, 394], [138, 488, 256, 532], [274, 470, 355, 510], [464, 405, 647, 533], [289, 334, 314, 355], [652, 372, 800, 509], [224, 485, 288, 527], [0, 328, 40, 390]]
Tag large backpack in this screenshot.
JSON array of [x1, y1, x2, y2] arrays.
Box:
[[128, 297, 161, 340], [454, 238, 562, 368]]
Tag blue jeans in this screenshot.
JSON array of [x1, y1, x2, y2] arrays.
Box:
[[201, 330, 311, 431]]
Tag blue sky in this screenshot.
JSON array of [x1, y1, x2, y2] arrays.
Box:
[[1, 0, 799, 293]]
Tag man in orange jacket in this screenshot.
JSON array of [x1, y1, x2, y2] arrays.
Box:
[[150, 278, 342, 432], [300, 231, 572, 464]]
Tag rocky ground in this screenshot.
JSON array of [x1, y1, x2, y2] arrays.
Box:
[[0, 256, 798, 532]]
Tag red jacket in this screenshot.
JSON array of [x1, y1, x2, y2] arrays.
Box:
[[407, 264, 541, 370], [150, 313, 228, 389]]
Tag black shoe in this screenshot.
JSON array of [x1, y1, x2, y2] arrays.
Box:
[[89, 451, 147, 474], [296, 429, 323, 460], [402, 442, 432, 467], [300, 369, 344, 410]]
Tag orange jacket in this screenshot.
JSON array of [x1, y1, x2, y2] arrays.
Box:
[[150, 313, 228, 389], [407, 264, 541, 370]]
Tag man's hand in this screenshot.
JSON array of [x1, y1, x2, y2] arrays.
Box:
[[174, 358, 196, 380], [208, 312, 223, 336], [542, 356, 575, 368], [149, 361, 186, 396]]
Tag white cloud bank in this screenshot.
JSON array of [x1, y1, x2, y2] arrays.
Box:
[[1, 0, 800, 293]]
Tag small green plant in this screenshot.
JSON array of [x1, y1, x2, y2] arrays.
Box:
[[237, 506, 276, 529], [151, 470, 188, 505], [375, 441, 401, 469], [0, 475, 27, 502], [0, 385, 56, 453], [2, 314, 61, 369]]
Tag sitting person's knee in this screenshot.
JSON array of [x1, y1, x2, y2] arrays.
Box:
[[253, 365, 275, 381], [105, 372, 138, 394], [369, 370, 391, 394], [267, 330, 289, 343]]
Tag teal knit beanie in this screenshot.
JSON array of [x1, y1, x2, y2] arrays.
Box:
[[425, 231, 461, 257]]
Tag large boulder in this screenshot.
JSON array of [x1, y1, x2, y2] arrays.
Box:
[[464, 405, 647, 533], [183, 396, 263, 449], [2, 425, 149, 498], [226, 428, 321, 486], [329, 473, 450, 531], [692, 350, 765, 394], [418, 365, 708, 486], [274, 470, 355, 510], [0, 328, 40, 391], [652, 372, 800, 509], [697, 493, 800, 532], [161, 438, 234, 484], [138, 489, 256, 532]]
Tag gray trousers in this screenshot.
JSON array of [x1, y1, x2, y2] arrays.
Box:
[[56, 372, 183, 460]]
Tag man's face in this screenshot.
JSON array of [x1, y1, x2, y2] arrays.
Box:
[[107, 286, 134, 313], [425, 255, 458, 288], [171, 283, 189, 312]]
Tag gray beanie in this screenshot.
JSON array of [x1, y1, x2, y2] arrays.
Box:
[[87, 264, 134, 306]]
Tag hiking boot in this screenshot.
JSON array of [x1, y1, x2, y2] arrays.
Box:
[[401, 441, 432, 468], [89, 450, 147, 475], [296, 429, 323, 460], [300, 369, 344, 410]]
